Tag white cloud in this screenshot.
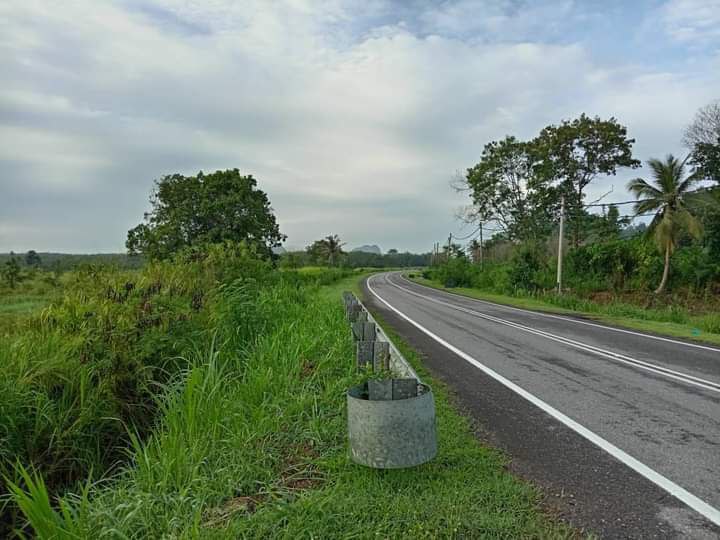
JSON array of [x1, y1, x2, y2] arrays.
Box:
[[1, 0, 719, 252], [659, 0, 720, 46]]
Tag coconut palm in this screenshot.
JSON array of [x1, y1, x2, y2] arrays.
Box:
[[627, 155, 703, 294], [319, 234, 345, 266]]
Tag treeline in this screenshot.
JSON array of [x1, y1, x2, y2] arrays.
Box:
[[1, 251, 144, 273], [436, 101, 720, 296], [278, 234, 430, 269]]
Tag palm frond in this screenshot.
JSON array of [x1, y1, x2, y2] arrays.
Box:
[[634, 198, 663, 215], [677, 169, 703, 194], [676, 209, 703, 239], [626, 177, 662, 199]]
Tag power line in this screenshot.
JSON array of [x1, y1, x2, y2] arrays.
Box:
[[450, 226, 482, 241], [583, 199, 644, 208]]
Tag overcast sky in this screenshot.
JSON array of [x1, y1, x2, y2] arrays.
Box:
[[1, 0, 719, 253]]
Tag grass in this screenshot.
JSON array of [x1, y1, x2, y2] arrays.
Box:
[[409, 275, 720, 347], [9, 271, 570, 538]]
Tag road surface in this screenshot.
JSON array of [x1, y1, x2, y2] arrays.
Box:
[[363, 272, 720, 539]]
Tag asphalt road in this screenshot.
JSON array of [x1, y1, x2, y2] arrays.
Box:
[[363, 272, 720, 539]]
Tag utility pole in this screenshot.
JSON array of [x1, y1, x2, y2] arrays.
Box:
[[447, 234, 452, 261], [478, 223, 484, 268], [556, 195, 565, 294]]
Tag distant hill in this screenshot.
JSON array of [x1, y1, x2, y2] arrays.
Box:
[[351, 244, 381, 255]]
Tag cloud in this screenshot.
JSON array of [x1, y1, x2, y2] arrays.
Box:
[[659, 0, 720, 47], [1, 0, 719, 252]]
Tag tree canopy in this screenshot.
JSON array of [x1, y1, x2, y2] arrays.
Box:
[[25, 250, 41, 267], [126, 169, 285, 260], [465, 136, 553, 240], [685, 100, 719, 184], [306, 235, 346, 266], [532, 114, 640, 246]]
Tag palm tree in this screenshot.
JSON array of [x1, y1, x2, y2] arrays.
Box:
[[319, 234, 345, 266], [627, 155, 703, 294]]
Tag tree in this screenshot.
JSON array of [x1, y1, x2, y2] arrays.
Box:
[[533, 114, 640, 246], [683, 100, 720, 149], [465, 136, 553, 241], [684, 101, 720, 184], [691, 136, 720, 184], [25, 250, 41, 267], [126, 169, 285, 260], [627, 155, 705, 294], [595, 204, 630, 240], [3, 257, 22, 288], [306, 235, 345, 266]]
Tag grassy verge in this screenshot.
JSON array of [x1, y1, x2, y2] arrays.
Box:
[[409, 275, 720, 347], [10, 272, 569, 538]]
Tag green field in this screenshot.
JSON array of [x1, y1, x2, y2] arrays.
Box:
[[1, 261, 570, 538]]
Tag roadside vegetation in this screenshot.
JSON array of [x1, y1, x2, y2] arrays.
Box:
[[422, 102, 720, 343], [2, 170, 568, 537]]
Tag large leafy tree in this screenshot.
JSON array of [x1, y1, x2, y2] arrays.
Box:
[[692, 137, 720, 184], [683, 100, 720, 149], [627, 156, 704, 294], [684, 100, 720, 184], [127, 169, 285, 260], [465, 136, 553, 241], [533, 114, 640, 246]]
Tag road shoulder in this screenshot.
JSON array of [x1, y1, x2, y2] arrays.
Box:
[[406, 274, 720, 347]]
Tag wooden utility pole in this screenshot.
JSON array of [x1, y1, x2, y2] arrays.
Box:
[[556, 195, 565, 294]]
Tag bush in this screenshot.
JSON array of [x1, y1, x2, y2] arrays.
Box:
[[507, 244, 550, 293]]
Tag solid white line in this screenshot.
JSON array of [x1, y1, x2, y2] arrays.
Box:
[[397, 273, 720, 354], [385, 273, 720, 393], [366, 274, 720, 528]]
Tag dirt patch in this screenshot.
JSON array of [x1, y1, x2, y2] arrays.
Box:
[[203, 441, 325, 529], [203, 495, 265, 528], [300, 359, 316, 379]]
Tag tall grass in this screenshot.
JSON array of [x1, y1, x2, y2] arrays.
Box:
[[0, 243, 275, 534], [8, 274, 568, 538]]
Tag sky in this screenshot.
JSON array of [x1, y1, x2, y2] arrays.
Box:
[[1, 0, 719, 253]]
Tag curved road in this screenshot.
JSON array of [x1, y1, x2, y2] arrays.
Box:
[[364, 272, 720, 539]]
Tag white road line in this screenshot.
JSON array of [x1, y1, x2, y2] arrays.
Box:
[[385, 273, 720, 393], [397, 273, 720, 354], [366, 274, 720, 528]]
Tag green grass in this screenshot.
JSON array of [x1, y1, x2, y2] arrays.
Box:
[[9, 271, 569, 538], [409, 275, 720, 346]]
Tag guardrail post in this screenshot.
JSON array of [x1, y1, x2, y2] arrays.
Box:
[[392, 378, 418, 399], [373, 341, 390, 371], [352, 321, 375, 341], [357, 340, 374, 368], [347, 303, 361, 322]]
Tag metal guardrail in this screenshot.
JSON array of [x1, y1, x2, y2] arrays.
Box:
[[342, 291, 420, 380], [342, 290, 437, 469]]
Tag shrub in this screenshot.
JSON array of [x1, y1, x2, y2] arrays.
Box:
[[0, 242, 270, 534]]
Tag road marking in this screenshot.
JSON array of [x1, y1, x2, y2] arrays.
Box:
[[366, 274, 720, 528], [397, 273, 720, 354], [384, 273, 720, 393]]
